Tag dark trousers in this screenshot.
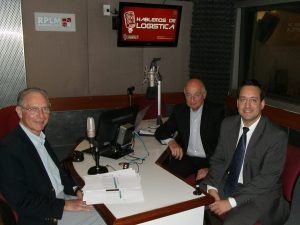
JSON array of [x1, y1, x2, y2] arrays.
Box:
[[166, 154, 209, 178], [204, 196, 289, 225]]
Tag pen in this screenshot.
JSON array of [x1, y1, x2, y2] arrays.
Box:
[[113, 177, 117, 188], [106, 188, 119, 192]]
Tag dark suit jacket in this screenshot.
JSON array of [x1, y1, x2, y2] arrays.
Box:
[[203, 115, 289, 223], [155, 101, 224, 159], [0, 125, 76, 225]]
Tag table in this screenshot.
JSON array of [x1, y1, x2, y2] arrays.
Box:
[[67, 120, 213, 225]]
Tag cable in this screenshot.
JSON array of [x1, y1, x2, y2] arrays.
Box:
[[123, 154, 145, 165], [106, 164, 117, 171], [130, 162, 140, 173], [133, 130, 149, 156], [112, 131, 149, 169]]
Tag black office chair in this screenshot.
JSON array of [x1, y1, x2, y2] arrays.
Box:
[[0, 198, 17, 225], [0, 106, 19, 224], [213, 144, 300, 225]]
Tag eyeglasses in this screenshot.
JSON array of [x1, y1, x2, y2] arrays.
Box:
[[20, 106, 51, 115]]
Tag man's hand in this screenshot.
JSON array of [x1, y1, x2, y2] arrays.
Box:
[[75, 188, 83, 200], [168, 139, 183, 160], [209, 199, 232, 216], [208, 189, 220, 201], [64, 199, 94, 212], [196, 168, 208, 181]]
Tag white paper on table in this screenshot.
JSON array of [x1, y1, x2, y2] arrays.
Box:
[[82, 168, 144, 204]]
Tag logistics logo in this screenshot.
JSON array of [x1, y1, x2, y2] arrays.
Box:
[[124, 11, 136, 33], [62, 18, 72, 27]]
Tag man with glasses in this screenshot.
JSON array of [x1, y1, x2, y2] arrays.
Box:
[[0, 87, 106, 225], [155, 78, 224, 180]]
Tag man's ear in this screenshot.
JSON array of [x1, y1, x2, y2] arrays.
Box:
[[16, 106, 22, 119], [261, 99, 265, 110]]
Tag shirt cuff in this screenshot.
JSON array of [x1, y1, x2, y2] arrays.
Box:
[[206, 185, 237, 208], [228, 197, 237, 208], [161, 138, 174, 145], [73, 186, 82, 194], [207, 185, 218, 191]]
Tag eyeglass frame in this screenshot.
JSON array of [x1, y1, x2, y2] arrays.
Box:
[[19, 105, 51, 115]]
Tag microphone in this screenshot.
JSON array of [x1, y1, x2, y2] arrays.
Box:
[[87, 117, 96, 147], [148, 68, 156, 87], [143, 58, 163, 125], [86, 117, 108, 175], [143, 58, 161, 88]]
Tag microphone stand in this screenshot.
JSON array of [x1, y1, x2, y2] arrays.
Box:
[[88, 139, 108, 175], [144, 57, 163, 125], [156, 80, 162, 126], [127, 86, 135, 107]]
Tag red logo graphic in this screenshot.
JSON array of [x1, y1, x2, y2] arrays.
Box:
[[124, 11, 136, 33], [62, 18, 72, 27]]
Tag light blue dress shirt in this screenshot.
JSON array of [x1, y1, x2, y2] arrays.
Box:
[[186, 105, 206, 158], [20, 123, 64, 196]]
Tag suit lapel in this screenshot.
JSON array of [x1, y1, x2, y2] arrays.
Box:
[[182, 105, 191, 146], [44, 140, 62, 173], [200, 102, 207, 136], [17, 126, 54, 186], [244, 117, 266, 164], [227, 117, 242, 162]]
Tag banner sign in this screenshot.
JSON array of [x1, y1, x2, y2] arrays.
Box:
[[34, 12, 76, 32], [121, 6, 180, 42]]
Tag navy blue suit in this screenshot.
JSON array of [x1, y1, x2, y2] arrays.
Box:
[[0, 125, 76, 225]]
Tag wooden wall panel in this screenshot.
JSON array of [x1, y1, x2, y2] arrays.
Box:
[[50, 92, 186, 111]]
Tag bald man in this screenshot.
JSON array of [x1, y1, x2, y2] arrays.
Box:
[[155, 78, 224, 180]]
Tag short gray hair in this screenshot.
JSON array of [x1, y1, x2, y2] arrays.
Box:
[[17, 87, 50, 106]]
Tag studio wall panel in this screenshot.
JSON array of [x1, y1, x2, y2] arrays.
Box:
[[21, 0, 192, 98], [22, 0, 89, 97], [0, 0, 26, 108], [190, 0, 235, 104]]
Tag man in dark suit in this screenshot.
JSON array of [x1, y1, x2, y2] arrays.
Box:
[[0, 88, 106, 225], [155, 78, 224, 180], [202, 80, 289, 225]]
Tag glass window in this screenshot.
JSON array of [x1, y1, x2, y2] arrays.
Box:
[[238, 3, 300, 107]]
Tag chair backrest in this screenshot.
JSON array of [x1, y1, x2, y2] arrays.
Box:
[[0, 193, 18, 224], [282, 144, 300, 203], [213, 144, 300, 225], [0, 106, 19, 223], [0, 106, 19, 140], [252, 145, 300, 225]]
